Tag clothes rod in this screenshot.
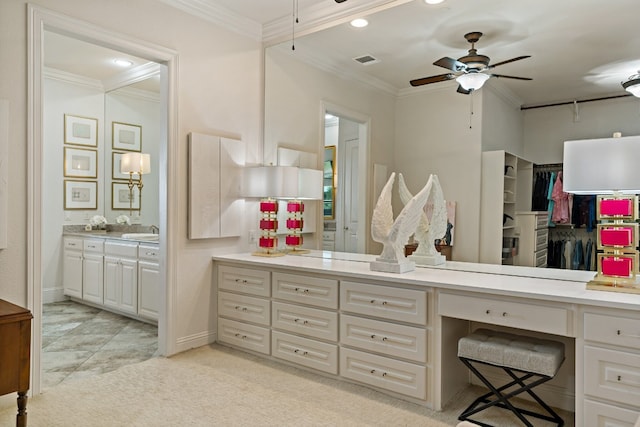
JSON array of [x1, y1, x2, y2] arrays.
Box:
[[521, 93, 632, 110]]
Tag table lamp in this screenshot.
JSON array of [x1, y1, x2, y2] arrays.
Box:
[[563, 134, 640, 293]]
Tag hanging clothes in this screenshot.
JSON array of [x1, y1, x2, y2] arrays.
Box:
[[547, 172, 556, 227], [572, 238, 583, 270], [552, 171, 571, 224], [585, 239, 593, 271]]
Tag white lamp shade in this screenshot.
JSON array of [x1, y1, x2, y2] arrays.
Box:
[[242, 166, 323, 200], [120, 152, 151, 175], [563, 135, 640, 194], [297, 168, 323, 200], [456, 72, 490, 91]]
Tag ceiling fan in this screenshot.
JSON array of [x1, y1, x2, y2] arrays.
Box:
[[410, 32, 532, 94]]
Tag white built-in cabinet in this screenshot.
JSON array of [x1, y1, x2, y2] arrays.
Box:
[[479, 151, 533, 265], [63, 235, 159, 323], [514, 212, 549, 267]]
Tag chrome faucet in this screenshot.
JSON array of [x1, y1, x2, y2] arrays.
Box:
[[150, 225, 159, 234]]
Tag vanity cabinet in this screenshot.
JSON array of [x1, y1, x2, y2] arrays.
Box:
[[138, 244, 160, 321], [62, 237, 83, 299], [480, 151, 533, 265], [81, 239, 104, 304], [104, 241, 138, 315], [581, 309, 640, 425], [62, 235, 159, 323]]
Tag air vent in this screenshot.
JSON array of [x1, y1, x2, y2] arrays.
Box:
[[353, 55, 380, 66]]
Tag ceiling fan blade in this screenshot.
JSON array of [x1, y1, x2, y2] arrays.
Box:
[[488, 55, 531, 69], [410, 73, 455, 87], [433, 57, 467, 72], [456, 85, 472, 95], [491, 74, 533, 81]]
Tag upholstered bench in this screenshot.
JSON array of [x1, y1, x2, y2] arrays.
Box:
[[457, 328, 565, 426]]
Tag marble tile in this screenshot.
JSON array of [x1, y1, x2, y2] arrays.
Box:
[[44, 334, 114, 352], [42, 350, 94, 372]]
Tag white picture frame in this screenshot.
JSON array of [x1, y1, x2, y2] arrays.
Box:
[[112, 121, 142, 152], [64, 180, 98, 210], [64, 114, 98, 147], [64, 147, 97, 178]]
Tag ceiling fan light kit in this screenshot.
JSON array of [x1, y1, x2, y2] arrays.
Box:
[[622, 72, 640, 97], [410, 31, 532, 94]]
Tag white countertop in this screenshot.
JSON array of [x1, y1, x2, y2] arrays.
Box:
[[213, 251, 640, 311]]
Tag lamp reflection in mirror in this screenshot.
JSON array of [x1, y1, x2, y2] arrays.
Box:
[[621, 71, 640, 97], [563, 135, 640, 293], [456, 72, 490, 91], [120, 152, 151, 216]]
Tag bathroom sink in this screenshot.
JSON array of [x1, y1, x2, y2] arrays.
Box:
[[121, 233, 159, 241]]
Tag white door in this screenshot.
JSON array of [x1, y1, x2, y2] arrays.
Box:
[[342, 138, 359, 253]]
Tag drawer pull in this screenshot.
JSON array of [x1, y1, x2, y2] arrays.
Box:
[[68, 243, 76, 246], [616, 330, 640, 339], [293, 349, 308, 355], [618, 375, 621, 381], [145, 251, 157, 256], [234, 306, 247, 311], [234, 278, 249, 284], [234, 333, 247, 339], [293, 318, 309, 325], [502, 312, 508, 317], [294, 287, 309, 294], [486, 310, 491, 314], [370, 369, 376, 374]]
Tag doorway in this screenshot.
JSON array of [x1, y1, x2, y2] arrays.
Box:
[[322, 103, 369, 254], [28, 5, 178, 394]]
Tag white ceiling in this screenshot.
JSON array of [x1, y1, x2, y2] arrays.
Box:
[[45, 0, 640, 107]]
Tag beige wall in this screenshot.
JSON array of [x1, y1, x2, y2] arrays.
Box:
[[0, 0, 262, 352]]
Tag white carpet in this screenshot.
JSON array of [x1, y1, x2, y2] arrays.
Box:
[[0, 344, 573, 426]]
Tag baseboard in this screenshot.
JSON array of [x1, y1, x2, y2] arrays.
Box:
[[175, 330, 217, 354], [472, 370, 575, 412], [42, 288, 66, 304]]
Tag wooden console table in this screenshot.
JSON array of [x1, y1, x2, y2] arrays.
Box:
[[0, 299, 32, 427]]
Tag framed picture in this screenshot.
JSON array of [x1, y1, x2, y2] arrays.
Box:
[[112, 151, 131, 180], [64, 180, 97, 210], [112, 122, 142, 151], [64, 114, 98, 147], [64, 147, 97, 178], [112, 182, 139, 210]]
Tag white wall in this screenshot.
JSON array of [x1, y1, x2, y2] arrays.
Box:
[[481, 85, 525, 156], [0, 0, 262, 354], [523, 96, 640, 164]]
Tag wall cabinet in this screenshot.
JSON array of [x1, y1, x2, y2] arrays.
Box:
[[62, 235, 159, 323], [480, 150, 533, 265]]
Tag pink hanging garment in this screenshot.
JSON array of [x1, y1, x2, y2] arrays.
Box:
[[551, 171, 570, 224]]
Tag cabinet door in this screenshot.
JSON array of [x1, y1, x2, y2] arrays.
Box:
[[120, 258, 138, 314], [63, 249, 83, 298], [82, 253, 103, 304], [103, 256, 120, 308], [138, 260, 160, 321]]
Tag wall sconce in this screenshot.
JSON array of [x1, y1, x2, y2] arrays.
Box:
[[564, 134, 640, 293], [120, 152, 151, 216]]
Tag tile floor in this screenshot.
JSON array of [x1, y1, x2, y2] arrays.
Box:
[[42, 300, 158, 389]]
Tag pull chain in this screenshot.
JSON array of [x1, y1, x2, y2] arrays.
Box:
[[291, 0, 299, 50], [469, 93, 474, 129]]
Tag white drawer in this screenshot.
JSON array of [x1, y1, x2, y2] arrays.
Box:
[[218, 265, 270, 297], [535, 228, 548, 245], [271, 330, 338, 374], [105, 241, 138, 257], [438, 292, 570, 336], [341, 281, 427, 325], [218, 291, 270, 326], [272, 301, 338, 342], [322, 241, 335, 251], [584, 399, 640, 427], [340, 347, 427, 400], [341, 314, 427, 363], [83, 239, 104, 253], [217, 317, 270, 355], [138, 244, 159, 262], [584, 345, 640, 406], [584, 312, 640, 349], [272, 272, 338, 309], [536, 214, 548, 229], [535, 251, 547, 268], [64, 237, 83, 250]]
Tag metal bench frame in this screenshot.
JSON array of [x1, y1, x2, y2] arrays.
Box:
[[458, 356, 564, 427]]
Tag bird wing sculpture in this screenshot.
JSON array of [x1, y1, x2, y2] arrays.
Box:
[[371, 172, 434, 263], [425, 175, 448, 255], [398, 173, 433, 256]]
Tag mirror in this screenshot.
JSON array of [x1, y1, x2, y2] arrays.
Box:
[[323, 145, 336, 219]]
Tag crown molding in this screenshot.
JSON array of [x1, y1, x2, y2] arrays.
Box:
[[159, 0, 262, 41], [44, 67, 103, 90], [103, 62, 161, 92]]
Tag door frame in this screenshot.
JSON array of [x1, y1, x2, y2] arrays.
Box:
[[27, 5, 179, 394], [320, 101, 369, 254]]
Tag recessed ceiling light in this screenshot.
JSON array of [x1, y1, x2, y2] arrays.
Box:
[[350, 18, 368, 28], [425, 0, 445, 4], [113, 59, 133, 67]]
